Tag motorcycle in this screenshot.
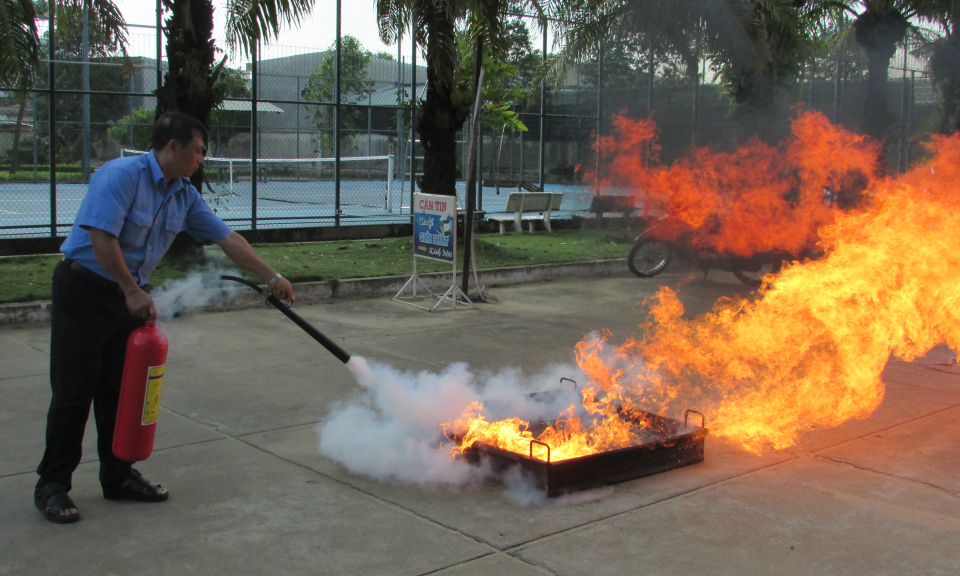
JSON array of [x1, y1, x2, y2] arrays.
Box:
[[627, 224, 796, 287]]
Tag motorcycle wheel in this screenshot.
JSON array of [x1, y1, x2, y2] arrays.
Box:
[[733, 261, 783, 287], [628, 239, 673, 277]]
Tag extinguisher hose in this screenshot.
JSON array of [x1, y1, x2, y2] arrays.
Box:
[[221, 275, 352, 364]]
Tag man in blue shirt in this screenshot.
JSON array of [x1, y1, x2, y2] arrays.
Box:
[[35, 112, 294, 524]]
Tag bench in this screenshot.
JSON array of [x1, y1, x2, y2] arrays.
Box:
[[578, 194, 638, 218], [485, 192, 564, 234], [482, 179, 543, 194]]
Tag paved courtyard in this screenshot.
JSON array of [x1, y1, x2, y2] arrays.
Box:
[[2, 272, 959, 575]]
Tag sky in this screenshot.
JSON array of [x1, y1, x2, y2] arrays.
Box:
[[114, 0, 401, 68], [112, 0, 550, 70]]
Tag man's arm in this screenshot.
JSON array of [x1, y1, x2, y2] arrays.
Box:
[[217, 232, 294, 302], [89, 227, 157, 320]]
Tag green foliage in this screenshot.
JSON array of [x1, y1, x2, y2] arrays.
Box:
[[106, 106, 155, 151], [0, 0, 40, 94], [456, 30, 529, 132], [0, 229, 633, 303], [302, 35, 374, 152], [217, 67, 252, 99], [224, 0, 316, 59], [209, 67, 254, 152], [33, 55, 129, 162], [5, 133, 49, 165], [33, 2, 131, 163]]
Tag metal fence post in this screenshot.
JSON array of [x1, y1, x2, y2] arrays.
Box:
[[81, 1, 91, 183], [647, 38, 654, 115], [898, 42, 909, 172], [692, 21, 701, 148], [906, 70, 915, 167], [129, 72, 135, 149], [33, 90, 38, 184], [252, 41, 259, 230], [539, 18, 546, 190], [49, 0, 57, 237], [156, 0, 162, 92], [334, 0, 342, 227], [596, 38, 603, 193], [409, 30, 416, 221]]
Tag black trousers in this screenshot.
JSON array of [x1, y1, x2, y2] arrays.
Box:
[[36, 260, 145, 490]]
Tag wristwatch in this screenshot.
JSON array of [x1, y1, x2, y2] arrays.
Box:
[[267, 273, 283, 287]]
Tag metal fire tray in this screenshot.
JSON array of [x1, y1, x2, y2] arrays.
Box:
[[464, 409, 708, 497]]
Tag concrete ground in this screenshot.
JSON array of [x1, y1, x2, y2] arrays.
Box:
[[2, 271, 959, 576]]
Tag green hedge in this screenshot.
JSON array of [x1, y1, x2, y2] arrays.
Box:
[[0, 171, 86, 183], [0, 165, 82, 173]]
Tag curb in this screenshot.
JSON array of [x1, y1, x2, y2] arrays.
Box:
[[0, 259, 629, 327]]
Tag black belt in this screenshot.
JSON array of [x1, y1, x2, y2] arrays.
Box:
[[63, 259, 124, 294], [63, 259, 153, 294]]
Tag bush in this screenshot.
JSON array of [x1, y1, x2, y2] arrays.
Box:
[[107, 106, 154, 152], [5, 135, 50, 167]]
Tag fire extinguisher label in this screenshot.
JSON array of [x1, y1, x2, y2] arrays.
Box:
[[142, 365, 165, 425]]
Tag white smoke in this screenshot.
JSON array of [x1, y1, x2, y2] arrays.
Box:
[[151, 266, 242, 320], [317, 356, 594, 500]]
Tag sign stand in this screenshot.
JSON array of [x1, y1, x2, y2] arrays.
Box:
[[395, 193, 476, 312]]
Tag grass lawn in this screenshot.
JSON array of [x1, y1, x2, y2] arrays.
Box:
[[0, 229, 635, 304]]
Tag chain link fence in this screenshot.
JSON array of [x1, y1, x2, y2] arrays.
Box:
[[0, 10, 940, 240]]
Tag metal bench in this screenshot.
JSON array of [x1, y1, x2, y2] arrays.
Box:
[[485, 192, 564, 234], [481, 179, 543, 194]]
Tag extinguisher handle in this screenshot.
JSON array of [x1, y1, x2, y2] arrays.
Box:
[[221, 275, 351, 365], [264, 294, 351, 364], [221, 275, 264, 294]]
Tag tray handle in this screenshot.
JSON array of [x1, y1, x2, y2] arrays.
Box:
[[684, 409, 706, 429], [559, 377, 578, 390], [530, 440, 551, 463]]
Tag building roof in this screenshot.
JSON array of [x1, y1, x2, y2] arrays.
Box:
[[220, 101, 284, 113]]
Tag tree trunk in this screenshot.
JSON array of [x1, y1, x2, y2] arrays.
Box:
[[9, 99, 27, 174], [155, 0, 225, 259], [861, 48, 895, 140], [931, 29, 960, 134], [155, 0, 223, 191], [416, 4, 469, 197], [417, 90, 462, 196], [853, 10, 908, 141]]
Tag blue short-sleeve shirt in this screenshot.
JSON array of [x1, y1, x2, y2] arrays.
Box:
[[60, 151, 233, 286]]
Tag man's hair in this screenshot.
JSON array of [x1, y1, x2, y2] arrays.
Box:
[[151, 112, 209, 152]]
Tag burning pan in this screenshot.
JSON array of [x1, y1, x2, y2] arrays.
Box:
[[464, 409, 708, 497]]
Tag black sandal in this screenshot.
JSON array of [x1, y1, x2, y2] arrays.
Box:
[[34, 482, 81, 524], [102, 469, 169, 502]]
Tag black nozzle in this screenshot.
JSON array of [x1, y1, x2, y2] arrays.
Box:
[[221, 275, 351, 364]]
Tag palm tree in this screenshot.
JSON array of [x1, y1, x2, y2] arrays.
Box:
[[0, 0, 40, 97], [917, 0, 960, 133], [844, 1, 920, 140], [376, 0, 546, 197], [724, 0, 812, 142], [155, 0, 316, 189], [545, 0, 766, 97], [1, 0, 127, 174], [544, 0, 802, 149], [1, 0, 40, 174]]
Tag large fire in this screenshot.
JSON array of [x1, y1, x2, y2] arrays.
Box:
[[592, 111, 881, 256], [445, 115, 960, 460]]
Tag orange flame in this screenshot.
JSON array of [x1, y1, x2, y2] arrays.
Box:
[[591, 111, 880, 256], [445, 122, 960, 460]]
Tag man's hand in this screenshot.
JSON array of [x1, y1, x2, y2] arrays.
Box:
[[218, 232, 296, 303], [124, 286, 158, 320], [269, 277, 294, 303], [89, 228, 157, 319]]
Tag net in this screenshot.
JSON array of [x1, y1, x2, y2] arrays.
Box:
[[120, 150, 398, 211]]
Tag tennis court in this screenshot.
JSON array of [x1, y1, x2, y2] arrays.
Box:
[[0, 177, 594, 238]]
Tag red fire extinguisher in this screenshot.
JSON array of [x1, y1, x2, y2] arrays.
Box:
[[113, 321, 169, 462]]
